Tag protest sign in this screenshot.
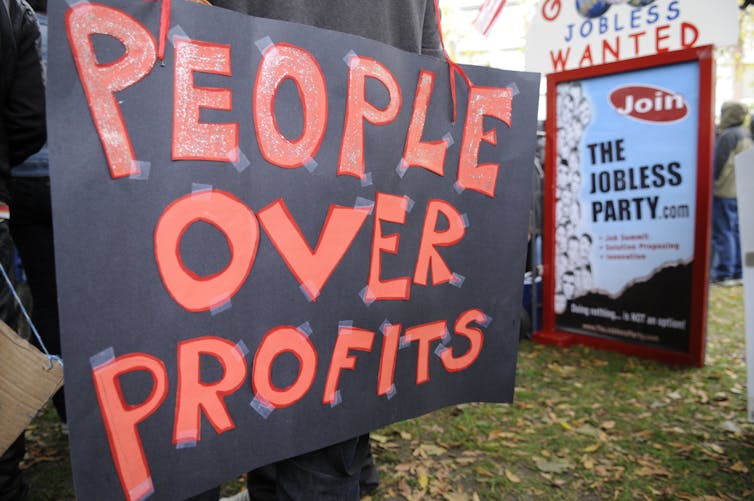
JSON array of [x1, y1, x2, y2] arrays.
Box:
[[48, 1, 540, 498], [525, 0, 739, 74], [535, 46, 713, 366]]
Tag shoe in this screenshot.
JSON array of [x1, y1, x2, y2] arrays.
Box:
[[720, 278, 742, 287], [220, 490, 250, 501]]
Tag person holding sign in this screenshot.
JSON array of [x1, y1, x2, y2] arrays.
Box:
[[0, 0, 46, 499], [182, 1, 443, 500]]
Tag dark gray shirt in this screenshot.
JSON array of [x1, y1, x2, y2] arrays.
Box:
[[210, 0, 443, 57]]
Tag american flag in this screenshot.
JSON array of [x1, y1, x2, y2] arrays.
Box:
[[473, 0, 507, 36]]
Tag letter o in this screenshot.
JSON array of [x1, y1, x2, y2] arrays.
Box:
[[254, 43, 328, 168], [154, 190, 259, 312], [252, 327, 317, 408]]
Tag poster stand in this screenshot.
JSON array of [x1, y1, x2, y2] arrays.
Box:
[[534, 46, 715, 367]]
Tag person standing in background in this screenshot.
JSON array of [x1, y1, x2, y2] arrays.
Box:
[[711, 101, 751, 287], [0, 0, 46, 499]]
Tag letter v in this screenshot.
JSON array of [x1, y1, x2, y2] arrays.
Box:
[[258, 199, 369, 301]]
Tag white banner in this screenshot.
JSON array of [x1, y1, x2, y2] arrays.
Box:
[[525, 0, 739, 74], [735, 148, 754, 422]]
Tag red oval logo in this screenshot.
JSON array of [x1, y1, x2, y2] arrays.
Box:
[[609, 85, 688, 123]]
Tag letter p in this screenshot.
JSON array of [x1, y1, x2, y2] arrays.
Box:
[[66, 4, 157, 178]]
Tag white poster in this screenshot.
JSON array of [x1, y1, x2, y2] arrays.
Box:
[[525, 0, 739, 74], [735, 148, 754, 422]]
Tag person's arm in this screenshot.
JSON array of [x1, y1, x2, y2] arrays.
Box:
[[421, 1, 444, 58], [6, 2, 45, 167]]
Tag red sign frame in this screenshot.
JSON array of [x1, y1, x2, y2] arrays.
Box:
[[534, 45, 715, 367]]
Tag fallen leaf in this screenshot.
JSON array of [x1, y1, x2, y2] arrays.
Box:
[[475, 466, 494, 477], [400, 431, 413, 440], [600, 420, 616, 430], [417, 467, 429, 490], [414, 444, 447, 456], [721, 420, 742, 433], [583, 443, 602, 453], [535, 458, 570, 473], [371, 433, 388, 444], [730, 461, 749, 473], [504, 469, 521, 483]]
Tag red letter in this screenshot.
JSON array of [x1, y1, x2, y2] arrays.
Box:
[[629, 31, 646, 55], [403, 70, 447, 177], [154, 190, 259, 312], [92, 354, 168, 501], [258, 200, 369, 301], [173, 337, 247, 446], [578, 44, 593, 68], [457, 86, 512, 198], [66, 4, 156, 178], [377, 323, 401, 396], [404, 320, 446, 385], [254, 44, 328, 168], [253, 327, 317, 408], [323, 326, 375, 404], [368, 193, 410, 301], [339, 55, 402, 179], [173, 38, 238, 162], [440, 309, 486, 372], [549, 47, 571, 72], [414, 200, 466, 286], [681, 22, 699, 48], [655, 24, 670, 53]]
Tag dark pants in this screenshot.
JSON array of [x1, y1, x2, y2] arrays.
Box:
[[9, 177, 65, 421], [711, 196, 741, 281], [189, 435, 371, 501], [0, 219, 25, 501]]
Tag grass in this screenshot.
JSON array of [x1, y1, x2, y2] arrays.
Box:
[[20, 284, 753, 500]]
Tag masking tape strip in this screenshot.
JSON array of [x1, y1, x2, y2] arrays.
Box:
[[480, 313, 493, 328], [210, 297, 232, 315], [396, 159, 409, 179], [255, 36, 274, 54], [443, 132, 455, 147], [338, 320, 354, 329], [359, 286, 375, 306], [169, 25, 189, 46], [234, 340, 250, 358], [329, 389, 342, 408], [386, 384, 397, 400], [299, 281, 318, 302], [89, 347, 115, 370], [379, 319, 392, 335], [129, 477, 155, 501], [461, 213, 470, 228], [232, 148, 251, 173], [402, 196, 415, 214], [354, 197, 375, 215], [250, 395, 275, 419], [453, 181, 465, 194], [449, 273, 466, 288], [434, 344, 448, 358], [298, 321, 313, 338], [343, 50, 359, 67], [304, 157, 318, 173], [506, 82, 520, 97], [129, 161, 151, 181], [361, 172, 374, 187]]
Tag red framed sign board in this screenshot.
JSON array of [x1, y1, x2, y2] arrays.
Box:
[[535, 46, 714, 366]]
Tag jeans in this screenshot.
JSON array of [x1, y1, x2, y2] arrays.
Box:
[[711, 196, 741, 281]]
